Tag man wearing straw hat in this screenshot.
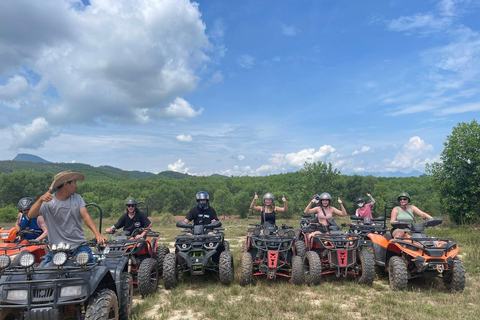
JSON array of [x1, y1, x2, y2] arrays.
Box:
[[29, 170, 106, 265]]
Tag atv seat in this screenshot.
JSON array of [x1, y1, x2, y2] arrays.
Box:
[[384, 233, 393, 241]]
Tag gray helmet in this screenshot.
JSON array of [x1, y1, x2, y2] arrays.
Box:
[[262, 192, 275, 205], [319, 192, 332, 205], [125, 198, 138, 206], [196, 191, 209, 209], [18, 197, 34, 211]]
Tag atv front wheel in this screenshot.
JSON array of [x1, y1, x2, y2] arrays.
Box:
[[85, 289, 119, 320], [304, 251, 321, 286], [219, 251, 234, 285], [155, 245, 170, 273], [119, 272, 133, 320], [443, 258, 466, 292], [356, 249, 375, 285], [295, 239, 306, 258], [291, 255, 304, 285], [389, 256, 408, 291], [138, 258, 159, 296], [239, 251, 253, 286], [223, 240, 230, 251], [163, 253, 179, 289]]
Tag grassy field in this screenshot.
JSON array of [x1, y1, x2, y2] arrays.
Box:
[[4, 215, 479, 320], [125, 216, 480, 320]]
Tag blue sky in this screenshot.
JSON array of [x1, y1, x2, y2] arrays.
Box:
[[0, 0, 479, 176]]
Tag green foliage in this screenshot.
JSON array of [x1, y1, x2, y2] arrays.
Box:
[[0, 205, 18, 223], [212, 187, 233, 219], [427, 120, 480, 224]]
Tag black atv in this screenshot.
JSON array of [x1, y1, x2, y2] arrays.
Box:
[[0, 240, 123, 320], [344, 215, 388, 257], [163, 220, 233, 289], [240, 223, 303, 286], [297, 222, 375, 286]]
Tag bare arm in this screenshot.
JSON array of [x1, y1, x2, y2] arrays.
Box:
[[136, 223, 152, 239], [28, 188, 53, 219], [412, 206, 433, 220], [15, 213, 22, 231], [335, 197, 347, 216], [276, 195, 288, 212], [250, 192, 262, 212], [36, 216, 48, 241], [80, 207, 106, 244], [304, 200, 317, 214], [390, 208, 398, 223]]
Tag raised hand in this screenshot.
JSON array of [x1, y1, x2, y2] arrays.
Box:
[[282, 194, 286, 202], [254, 192, 258, 200], [338, 197, 343, 205], [40, 188, 54, 203]]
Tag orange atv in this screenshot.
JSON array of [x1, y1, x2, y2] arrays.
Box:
[[368, 217, 465, 292], [0, 227, 48, 267]]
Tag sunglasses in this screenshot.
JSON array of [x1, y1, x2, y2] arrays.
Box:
[[399, 197, 409, 201], [21, 209, 30, 213], [126, 205, 136, 208], [356, 201, 364, 204]]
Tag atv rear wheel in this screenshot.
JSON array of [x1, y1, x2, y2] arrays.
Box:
[[138, 258, 159, 296], [85, 289, 119, 320], [219, 251, 234, 285], [443, 258, 466, 292], [356, 249, 375, 285], [155, 245, 170, 273], [163, 253, 178, 289], [304, 251, 321, 286], [389, 256, 408, 291], [239, 251, 253, 286], [295, 239, 306, 258], [291, 255, 303, 285], [119, 272, 133, 320]]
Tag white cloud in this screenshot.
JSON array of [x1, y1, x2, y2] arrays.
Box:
[[238, 155, 245, 161], [387, 14, 451, 35], [0, 75, 29, 103], [176, 134, 193, 142], [390, 136, 434, 169], [0, 0, 212, 145], [352, 146, 371, 155], [10, 117, 57, 150], [209, 71, 224, 83], [167, 159, 189, 173], [437, 102, 480, 115], [282, 24, 299, 37], [237, 54, 255, 69], [285, 145, 336, 167], [161, 98, 203, 119]]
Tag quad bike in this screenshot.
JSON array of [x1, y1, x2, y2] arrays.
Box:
[[163, 220, 233, 289], [0, 240, 123, 320], [105, 226, 169, 297], [368, 217, 466, 292], [343, 215, 388, 257], [240, 223, 303, 286], [0, 202, 136, 320], [0, 227, 48, 267], [297, 221, 375, 286]]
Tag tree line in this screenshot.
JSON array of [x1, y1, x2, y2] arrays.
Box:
[[1, 120, 478, 225]]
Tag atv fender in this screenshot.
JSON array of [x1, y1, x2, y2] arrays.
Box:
[[177, 250, 217, 270], [85, 265, 116, 297]]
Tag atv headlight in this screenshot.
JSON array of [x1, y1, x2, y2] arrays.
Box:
[[76, 251, 90, 266], [264, 229, 271, 236], [283, 242, 289, 247], [57, 243, 65, 250], [0, 232, 10, 240], [19, 253, 35, 268], [278, 229, 285, 237], [51, 244, 57, 251], [60, 285, 82, 297], [254, 229, 261, 236], [7, 290, 27, 301], [53, 252, 68, 266], [0, 255, 11, 269], [287, 230, 295, 237], [255, 240, 263, 247], [349, 241, 355, 246]]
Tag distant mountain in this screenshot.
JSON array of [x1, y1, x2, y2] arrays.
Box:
[[13, 153, 51, 163], [354, 170, 425, 178]]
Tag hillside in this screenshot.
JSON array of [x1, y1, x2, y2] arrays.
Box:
[[0, 159, 191, 181]]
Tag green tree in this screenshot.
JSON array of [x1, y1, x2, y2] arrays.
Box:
[[427, 120, 480, 224], [300, 161, 341, 200], [212, 187, 233, 220]]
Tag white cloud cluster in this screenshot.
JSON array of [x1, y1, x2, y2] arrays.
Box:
[[176, 134, 193, 142], [167, 159, 189, 173], [282, 24, 299, 37], [390, 136, 434, 169], [352, 146, 370, 155], [237, 55, 255, 69], [10, 117, 57, 150], [0, 0, 212, 148]]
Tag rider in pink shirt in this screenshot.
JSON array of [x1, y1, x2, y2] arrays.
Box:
[[355, 193, 375, 219]]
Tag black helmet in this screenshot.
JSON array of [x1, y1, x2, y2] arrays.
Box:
[[262, 192, 275, 205], [18, 197, 34, 211], [356, 197, 365, 207], [312, 194, 320, 200], [196, 191, 209, 210], [125, 198, 138, 206]]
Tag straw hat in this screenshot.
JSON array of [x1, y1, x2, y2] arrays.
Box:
[[50, 170, 85, 189]]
